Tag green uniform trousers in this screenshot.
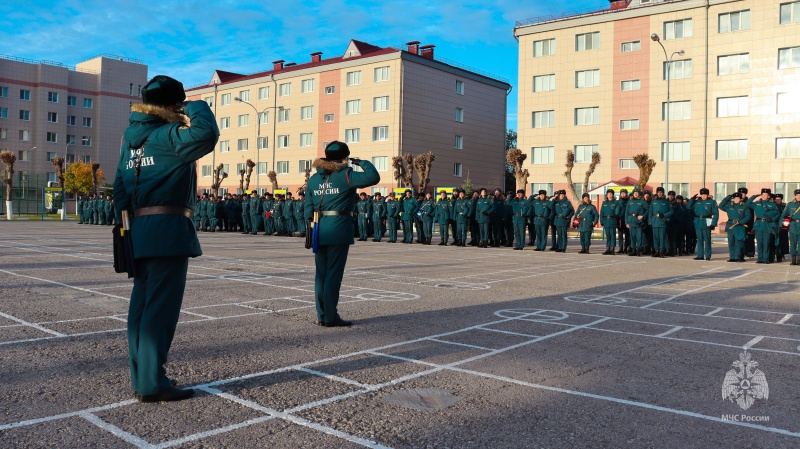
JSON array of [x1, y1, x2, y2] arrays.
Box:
[[652, 227, 667, 251], [314, 245, 350, 323], [630, 227, 644, 250], [456, 221, 467, 242], [728, 233, 744, 260], [250, 214, 262, 234], [242, 214, 251, 233], [579, 230, 592, 247], [695, 227, 712, 259], [479, 222, 490, 243], [556, 226, 568, 250], [534, 224, 548, 250], [513, 221, 526, 249], [265, 217, 274, 235], [755, 229, 773, 262], [201, 215, 210, 230], [373, 219, 384, 241], [439, 223, 449, 243], [129, 256, 188, 395], [422, 217, 433, 241], [402, 219, 414, 242], [358, 214, 369, 239], [388, 218, 398, 242]]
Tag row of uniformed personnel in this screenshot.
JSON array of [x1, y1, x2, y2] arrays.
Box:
[[192, 191, 307, 236], [76, 193, 115, 225]]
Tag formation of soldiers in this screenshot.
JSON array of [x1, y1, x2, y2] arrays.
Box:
[[192, 191, 307, 237], [76, 193, 115, 225]]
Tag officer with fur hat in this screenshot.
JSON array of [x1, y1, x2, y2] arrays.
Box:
[[625, 188, 649, 256], [454, 189, 471, 246], [738, 187, 756, 258], [305, 141, 379, 326], [506, 189, 531, 250], [370, 192, 386, 242], [666, 191, 684, 256], [400, 189, 418, 243], [600, 189, 622, 255], [617, 189, 630, 253], [575, 193, 598, 253], [552, 190, 574, 252], [649, 187, 674, 257], [356, 192, 371, 241], [746, 188, 780, 263], [719, 191, 751, 262], [688, 188, 719, 261], [114, 75, 219, 402], [434, 190, 451, 245], [385, 192, 400, 243], [475, 188, 494, 247], [530, 189, 552, 251], [781, 189, 800, 265]]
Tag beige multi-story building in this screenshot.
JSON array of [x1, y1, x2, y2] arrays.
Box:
[[0, 54, 147, 206], [186, 39, 511, 196], [514, 0, 800, 201]]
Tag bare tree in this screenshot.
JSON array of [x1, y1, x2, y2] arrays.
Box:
[[633, 153, 656, 191], [91, 163, 101, 195], [505, 148, 530, 193], [244, 159, 255, 191], [413, 152, 435, 194], [563, 150, 578, 202], [238, 169, 245, 192], [392, 153, 414, 191], [297, 166, 311, 195], [267, 171, 279, 192], [582, 152, 601, 197], [1, 150, 15, 202], [52, 157, 65, 187], [211, 163, 227, 197]]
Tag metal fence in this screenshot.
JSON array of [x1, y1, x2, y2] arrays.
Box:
[[0, 173, 52, 216]]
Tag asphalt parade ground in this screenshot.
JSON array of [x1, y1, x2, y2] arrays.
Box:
[[1, 221, 799, 448]]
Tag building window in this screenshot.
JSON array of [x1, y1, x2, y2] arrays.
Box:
[[300, 106, 313, 120], [17, 149, 28, 160], [531, 183, 553, 195], [236, 163, 246, 176], [621, 40, 641, 52], [777, 137, 800, 158], [324, 113, 334, 122], [83, 98, 93, 108], [66, 115, 76, 126], [620, 119, 640, 130], [345, 128, 360, 143], [0, 86, 7, 97], [533, 74, 555, 92], [47, 112, 58, 123], [454, 135, 463, 149], [276, 161, 289, 174], [296, 159, 311, 173], [664, 19, 692, 39], [531, 146, 554, 164], [718, 53, 750, 75], [778, 93, 800, 114], [220, 93, 231, 105], [324, 86, 335, 94], [258, 111, 269, 124], [47, 152, 58, 161], [621, 80, 640, 91], [237, 138, 248, 151], [372, 126, 389, 142], [82, 136, 91, 146], [453, 163, 463, 177], [371, 186, 388, 196], [662, 101, 692, 120], [238, 114, 249, 127], [575, 107, 600, 126], [664, 59, 692, 80], [301, 79, 314, 93], [202, 165, 212, 177], [67, 96, 76, 106], [373, 96, 389, 112], [19, 130, 30, 141], [66, 135, 76, 144], [238, 90, 250, 102], [47, 172, 57, 183], [533, 38, 555, 57], [20, 89, 31, 101], [716, 139, 748, 160], [619, 158, 636, 169], [455, 80, 464, 95], [258, 87, 270, 100], [661, 142, 690, 161], [219, 140, 230, 152], [346, 100, 361, 115], [374, 66, 390, 82], [82, 117, 92, 127], [47, 92, 58, 103], [776, 182, 800, 198], [714, 182, 746, 200], [573, 183, 598, 197], [779, 47, 800, 69], [372, 156, 388, 171], [220, 164, 230, 176], [717, 96, 748, 117], [257, 137, 268, 149], [575, 69, 600, 88], [575, 32, 599, 51], [300, 133, 313, 147], [278, 135, 289, 148], [220, 117, 230, 129], [203, 96, 214, 107], [0, 107, 6, 119], [781, 1, 800, 24], [574, 145, 599, 163], [257, 162, 267, 175], [19, 110, 30, 121], [46, 132, 58, 143], [278, 108, 290, 122], [661, 183, 690, 197], [279, 83, 291, 96], [532, 110, 555, 128], [346, 70, 362, 86], [0, 128, 5, 140], [719, 10, 751, 32]]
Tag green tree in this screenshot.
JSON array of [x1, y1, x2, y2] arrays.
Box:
[[64, 161, 103, 195], [461, 177, 474, 196], [504, 129, 517, 192]]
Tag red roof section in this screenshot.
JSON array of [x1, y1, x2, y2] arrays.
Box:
[[213, 70, 244, 83]]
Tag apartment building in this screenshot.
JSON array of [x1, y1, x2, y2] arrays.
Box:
[[185, 39, 511, 196], [514, 0, 800, 200], [0, 55, 147, 195]]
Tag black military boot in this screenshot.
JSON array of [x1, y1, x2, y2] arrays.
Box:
[[585, 246, 590, 254], [792, 255, 797, 265]]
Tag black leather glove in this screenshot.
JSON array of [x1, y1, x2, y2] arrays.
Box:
[[349, 157, 361, 166], [657, 213, 664, 218], [708, 225, 716, 230]]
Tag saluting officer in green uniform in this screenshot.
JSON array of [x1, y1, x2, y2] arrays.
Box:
[[746, 188, 780, 264], [400, 190, 418, 243], [453, 190, 471, 246], [552, 190, 574, 252], [574, 193, 598, 254], [263, 193, 275, 235], [719, 192, 752, 262], [371, 193, 386, 242], [600, 189, 621, 255], [207, 194, 219, 232], [240, 193, 250, 234], [625, 188, 649, 256], [248, 191, 263, 235], [295, 193, 306, 237], [356, 192, 371, 241], [781, 189, 800, 265], [113, 75, 219, 402], [284, 192, 295, 236], [649, 187, 674, 258], [507, 189, 531, 250], [475, 188, 494, 248], [434, 190, 451, 245], [304, 141, 380, 326], [530, 190, 552, 251], [687, 188, 719, 261], [419, 192, 435, 245], [386, 193, 400, 243]]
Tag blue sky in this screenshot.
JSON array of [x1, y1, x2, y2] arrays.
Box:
[[2, 0, 610, 130]]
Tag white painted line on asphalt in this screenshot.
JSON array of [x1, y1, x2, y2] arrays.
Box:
[[656, 326, 684, 337], [0, 268, 129, 301], [0, 399, 137, 431], [640, 269, 764, 310], [0, 311, 63, 337], [704, 307, 725, 316], [80, 412, 154, 449], [426, 337, 493, 351], [777, 314, 794, 324], [179, 310, 214, 319], [296, 367, 372, 389], [476, 326, 540, 339], [743, 335, 765, 350], [154, 415, 276, 449]]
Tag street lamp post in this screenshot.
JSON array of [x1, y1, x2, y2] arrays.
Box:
[[61, 141, 74, 220], [234, 97, 283, 192], [651, 33, 684, 191]]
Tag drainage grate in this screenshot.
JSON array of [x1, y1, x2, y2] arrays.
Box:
[[382, 388, 460, 410]]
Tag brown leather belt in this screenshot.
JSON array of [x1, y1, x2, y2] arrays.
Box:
[[134, 206, 194, 219]]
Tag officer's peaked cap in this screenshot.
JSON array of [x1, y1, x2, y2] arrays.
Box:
[[142, 75, 185, 107]]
